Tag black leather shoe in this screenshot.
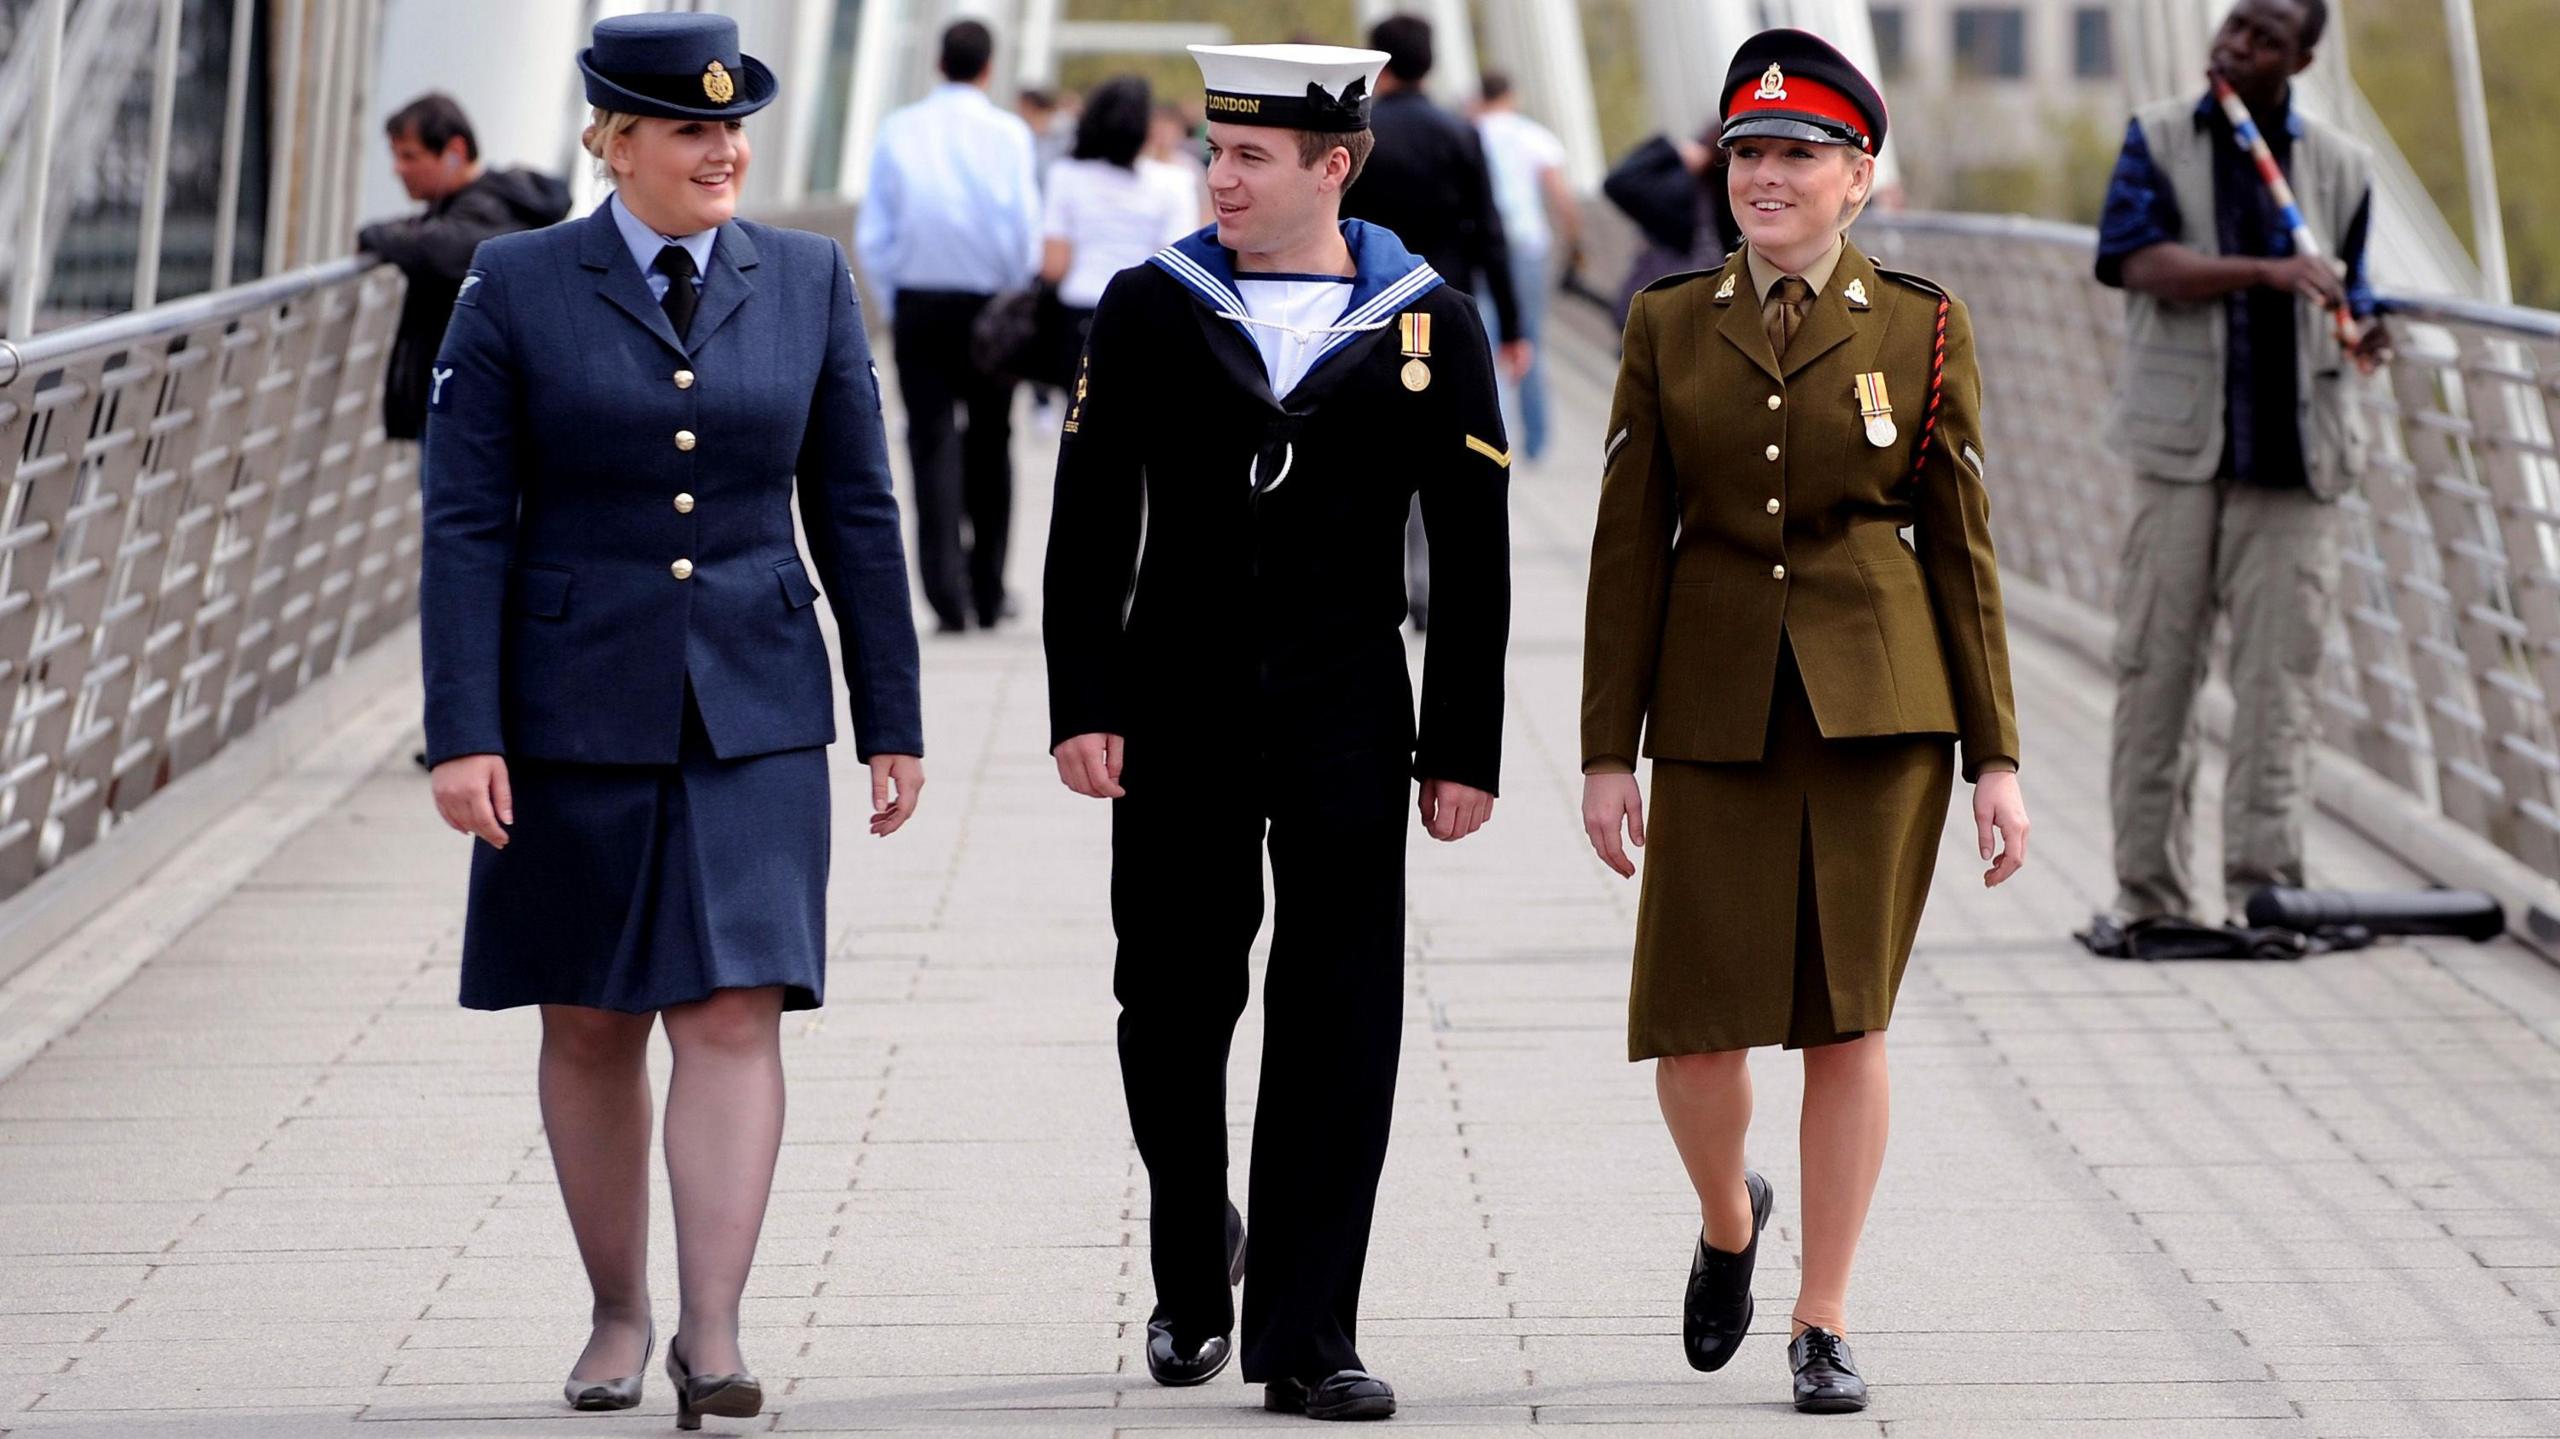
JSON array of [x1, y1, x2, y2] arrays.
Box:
[[1789, 1327, 1868, 1413], [1145, 1318, 1233, 1386], [1683, 1169, 1773, 1372], [1144, 1202, 1248, 1387], [1265, 1370, 1396, 1420]]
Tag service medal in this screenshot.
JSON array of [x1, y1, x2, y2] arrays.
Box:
[[1855, 371, 1896, 448], [1398, 311, 1433, 392]]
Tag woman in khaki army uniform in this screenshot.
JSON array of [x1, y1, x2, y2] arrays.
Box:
[[1578, 29, 2029, 1414]]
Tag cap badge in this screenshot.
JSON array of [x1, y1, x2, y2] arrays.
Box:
[[1844, 278, 1869, 309], [1755, 64, 1788, 101], [703, 59, 736, 104]]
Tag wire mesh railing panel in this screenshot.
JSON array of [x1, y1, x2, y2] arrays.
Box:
[[0, 257, 408, 897], [1860, 210, 2560, 883]]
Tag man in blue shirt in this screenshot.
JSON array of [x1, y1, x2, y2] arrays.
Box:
[[2093, 0, 2391, 927], [857, 20, 1042, 633]]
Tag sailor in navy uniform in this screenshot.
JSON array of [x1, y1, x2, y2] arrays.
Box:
[[419, 12, 922, 1418], [1044, 42, 1512, 1422]]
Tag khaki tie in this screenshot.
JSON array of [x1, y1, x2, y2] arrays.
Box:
[[1762, 275, 1810, 359]]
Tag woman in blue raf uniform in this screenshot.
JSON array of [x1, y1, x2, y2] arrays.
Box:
[[419, 14, 923, 1428], [1579, 31, 2028, 1414]]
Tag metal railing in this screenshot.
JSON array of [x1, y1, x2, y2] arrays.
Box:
[[1859, 210, 2560, 883], [0, 258, 411, 899]]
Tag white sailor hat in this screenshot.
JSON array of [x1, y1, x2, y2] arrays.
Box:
[[1187, 43, 1389, 132]]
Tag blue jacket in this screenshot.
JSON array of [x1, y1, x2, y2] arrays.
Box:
[[420, 204, 923, 768]]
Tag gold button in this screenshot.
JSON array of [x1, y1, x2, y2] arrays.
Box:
[[1765, 444, 1780, 462], [674, 369, 696, 389], [674, 493, 695, 515], [1766, 394, 1782, 410], [1771, 564, 1787, 580], [671, 558, 694, 580], [675, 430, 697, 452], [1766, 498, 1782, 515]]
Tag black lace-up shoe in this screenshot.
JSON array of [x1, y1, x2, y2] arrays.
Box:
[[1683, 1170, 1773, 1372], [1789, 1326, 1868, 1413], [1144, 1202, 1248, 1386], [1264, 1370, 1397, 1420], [1144, 1319, 1233, 1386]]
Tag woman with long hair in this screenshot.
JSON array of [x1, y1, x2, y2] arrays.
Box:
[[1037, 74, 1199, 382]]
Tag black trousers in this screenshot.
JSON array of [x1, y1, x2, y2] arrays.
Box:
[[1111, 747, 1411, 1383], [891, 289, 1015, 628]]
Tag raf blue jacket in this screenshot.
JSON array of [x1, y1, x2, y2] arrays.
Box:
[[419, 203, 924, 768]]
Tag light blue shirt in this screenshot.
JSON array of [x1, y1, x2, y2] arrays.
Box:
[[609, 191, 717, 302], [855, 83, 1041, 318]]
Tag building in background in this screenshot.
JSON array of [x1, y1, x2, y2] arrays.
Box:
[[1865, 0, 2127, 220]]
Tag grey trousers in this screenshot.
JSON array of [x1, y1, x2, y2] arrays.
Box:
[[2108, 473, 2342, 921]]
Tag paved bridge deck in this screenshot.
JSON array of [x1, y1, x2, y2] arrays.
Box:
[[1, 326, 2557, 1438]]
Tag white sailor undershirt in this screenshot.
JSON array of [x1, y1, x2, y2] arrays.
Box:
[[1229, 273, 1356, 399]]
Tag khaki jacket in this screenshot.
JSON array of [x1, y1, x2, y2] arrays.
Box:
[[1580, 240, 2020, 782]]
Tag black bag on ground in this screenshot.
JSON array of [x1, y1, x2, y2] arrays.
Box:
[[2242, 885, 2506, 941]]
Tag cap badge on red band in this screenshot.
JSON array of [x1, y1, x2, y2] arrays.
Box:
[[1755, 64, 1787, 101]]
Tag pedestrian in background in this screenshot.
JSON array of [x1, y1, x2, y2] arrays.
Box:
[[1341, 14, 1528, 630], [358, 93, 569, 443], [1145, 101, 1211, 227], [420, 13, 924, 1429], [2096, 0, 2388, 928], [857, 19, 1042, 634], [1581, 29, 2027, 1414], [1039, 75, 1198, 382], [1601, 125, 1745, 325], [1472, 72, 1579, 462], [1018, 86, 1077, 182]]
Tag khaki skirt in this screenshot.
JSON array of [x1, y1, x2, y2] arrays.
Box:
[[1628, 639, 1953, 1059]]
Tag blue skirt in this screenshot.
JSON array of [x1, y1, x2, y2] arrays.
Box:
[[459, 693, 830, 1013]]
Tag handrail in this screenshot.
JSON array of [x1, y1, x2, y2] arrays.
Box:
[[1861, 207, 2560, 341], [1858, 209, 2560, 890], [0, 258, 411, 900], [0, 256, 378, 387]]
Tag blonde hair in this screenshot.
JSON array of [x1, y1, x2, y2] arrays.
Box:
[[1837, 150, 1877, 231], [581, 107, 643, 180]]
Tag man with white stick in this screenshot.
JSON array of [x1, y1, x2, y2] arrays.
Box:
[[2093, 0, 2391, 931]]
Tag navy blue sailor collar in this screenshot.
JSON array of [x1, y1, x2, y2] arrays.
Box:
[[1148, 218, 1443, 374]]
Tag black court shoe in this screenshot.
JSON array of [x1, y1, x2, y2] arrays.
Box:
[[561, 1320, 652, 1411], [665, 1333, 763, 1431], [1265, 1370, 1397, 1420], [1789, 1327, 1869, 1413], [1683, 1169, 1773, 1372], [1144, 1202, 1249, 1387]]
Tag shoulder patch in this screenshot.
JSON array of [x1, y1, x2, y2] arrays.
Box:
[[1874, 265, 1947, 301], [455, 269, 486, 308]]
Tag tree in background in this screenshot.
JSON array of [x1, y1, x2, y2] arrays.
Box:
[[2347, 0, 2555, 308]]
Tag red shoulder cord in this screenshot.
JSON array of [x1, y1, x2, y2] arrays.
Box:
[[1909, 294, 1950, 479]]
